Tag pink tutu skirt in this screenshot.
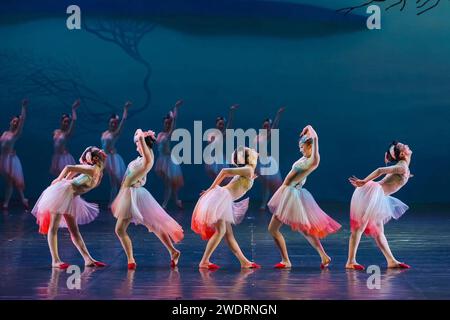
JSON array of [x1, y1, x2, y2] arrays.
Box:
[[0, 153, 24, 188], [268, 185, 341, 238], [31, 180, 99, 235], [191, 186, 249, 240], [256, 156, 282, 191], [155, 155, 184, 188], [111, 186, 184, 243], [350, 181, 409, 237], [105, 153, 126, 182], [50, 152, 76, 176]]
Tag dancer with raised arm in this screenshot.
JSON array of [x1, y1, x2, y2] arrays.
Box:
[[50, 99, 80, 176], [192, 146, 261, 270], [31, 147, 107, 269], [155, 100, 184, 209], [0, 99, 29, 210], [268, 125, 341, 269], [346, 141, 413, 270], [205, 104, 239, 180], [101, 101, 131, 207], [255, 106, 285, 210], [112, 129, 183, 270]]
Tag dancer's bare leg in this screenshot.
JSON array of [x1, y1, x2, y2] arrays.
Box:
[[224, 222, 253, 268], [64, 214, 97, 266], [302, 233, 331, 265], [48, 213, 65, 268], [346, 220, 368, 269], [2, 180, 13, 209], [373, 223, 402, 267], [154, 231, 181, 266], [268, 216, 291, 267], [199, 220, 226, 268], [115, 217, 135, 264]]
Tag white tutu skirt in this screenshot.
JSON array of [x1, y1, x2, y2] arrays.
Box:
[[50, 152, 76, 176], [191, 186, 249, 240], [350, 181, 409, 237], [105, 153, 126, 183], [111, 186, 184, 243], [256, 156, 282, 191], [155, 155, 184, 188], [268, 185, 341, 238], [0, 153, 24, 188], [31, 180, 99, 235]]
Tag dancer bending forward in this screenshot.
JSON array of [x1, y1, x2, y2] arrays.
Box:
[[31, 147, 107, 269], [192, 147, 261, 270], [346, 141, 413, 270], [112, 129, 184, 270], [268, 125, 341, 269]]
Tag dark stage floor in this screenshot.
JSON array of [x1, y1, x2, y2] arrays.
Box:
[[0, 203, 449, 300]]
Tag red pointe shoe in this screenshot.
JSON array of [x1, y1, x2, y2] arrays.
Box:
[[128, 263, 137, 270], [392, 262, 410, 269], [249, 262, 261, 269], [320, 263, 329, 270], [170, 260, 176, 268], [54, 263, 70, 270], [349, 264, 365, 271], [93, 261, 106, 267], [207, 263, 220, 270], [274, 263, 288, 269]]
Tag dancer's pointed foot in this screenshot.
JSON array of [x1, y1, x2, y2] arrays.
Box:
[[199, 262, 220, 270], [345, 263, 365, 271], [171, 250, 181, 268], [86, 261, 107, 268], [52, 262, 70, 270], [320, 256, 332, 269], [274, 262, 292, 269], [242, 262, 261, 269], [128, 262, 137, 270], [388, 262, 410, 269]]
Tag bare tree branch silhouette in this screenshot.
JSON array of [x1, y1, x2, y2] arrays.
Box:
[[337, 0, 446, 15], [84, 18, 156, 116]]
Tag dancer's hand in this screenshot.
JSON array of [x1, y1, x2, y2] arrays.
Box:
[[200, 188, 211, 196], [175, 99, 183, 108], [72, 99, 81, 110], [277, 106, 286, 114], [230, 104, 239, 110], [51, 178, 61, 185], [349, 176, 366, 187], [21, 99, 29, 108], [252, 173, 259, 180], [124, 101, 132, 109]]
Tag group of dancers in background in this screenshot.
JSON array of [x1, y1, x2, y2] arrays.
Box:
[[1, 100, 413, 271]]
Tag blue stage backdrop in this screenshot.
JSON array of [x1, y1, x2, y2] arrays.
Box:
[[0, 0, 449, 204]]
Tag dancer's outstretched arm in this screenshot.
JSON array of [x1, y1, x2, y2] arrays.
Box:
[[202, 166, 252, 194], [349, 164, 406, 187], [54, 164, 96, 183], [66, 99, 80, 138], [226, 104, 239, 129], [168, 100, 183, 135], [114, 101, 131, 136], [271, 106, 285, 130], [14, 99, 28, 137]]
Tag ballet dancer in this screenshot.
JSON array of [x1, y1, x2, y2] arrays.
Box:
[[31, 146, 107, 269], [50, 99, 80, 176], [204, 104, 239, 180], [0, 99, 29, 210], [112, 129, 184, 270], [255, 106, 285, 210], [268, 125, 341, 269], [101, 101, 131, 206], [346, 141, 413, 270], [155, 99, 184, 209], [192, 146, 261, 270]]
